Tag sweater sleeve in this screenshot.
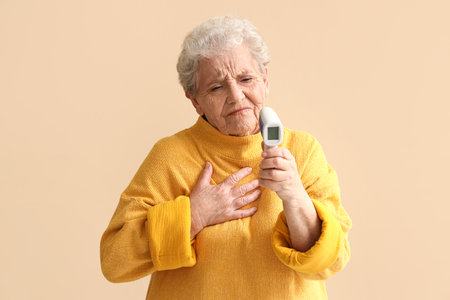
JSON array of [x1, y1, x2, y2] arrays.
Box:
[[100, 140, 197, 283], [271, 136, 352, 280]]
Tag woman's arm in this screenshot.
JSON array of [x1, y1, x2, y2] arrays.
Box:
[[259, 145, 323, 252], [259, 135, 352, 279], [100, 140, 196, 282], [281, 191, 322, 252]]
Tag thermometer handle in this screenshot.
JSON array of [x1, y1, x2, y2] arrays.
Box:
[[263, 144, 275, 151]]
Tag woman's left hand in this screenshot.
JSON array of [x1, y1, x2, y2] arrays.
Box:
[[258, 145, 308, 206]]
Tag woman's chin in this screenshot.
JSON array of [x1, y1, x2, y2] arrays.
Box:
[[225, 123, 259, 137]]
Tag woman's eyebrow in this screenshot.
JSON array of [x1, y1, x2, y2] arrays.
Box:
[[204, 75, 225, 86], [236, 69, 257, 77], [204, 70, 255, 86]]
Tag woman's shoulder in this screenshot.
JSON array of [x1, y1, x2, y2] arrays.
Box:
[[282, 128, 329, 176], [145, 127, 196, 161], [283, 127, 319, 152]]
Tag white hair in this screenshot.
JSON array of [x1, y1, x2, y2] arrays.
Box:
[[176, 16, 270, 96]]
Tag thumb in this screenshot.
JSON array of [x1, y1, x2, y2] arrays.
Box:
[[197, 161, 213, 187]]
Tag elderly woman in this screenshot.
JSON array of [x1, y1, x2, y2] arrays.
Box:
[[100, 16, 352, 299]]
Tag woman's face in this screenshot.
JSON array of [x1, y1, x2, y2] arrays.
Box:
[[187, 45, 269, 136]]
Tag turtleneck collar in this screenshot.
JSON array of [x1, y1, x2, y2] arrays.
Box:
[[189, 116, 264, 161]]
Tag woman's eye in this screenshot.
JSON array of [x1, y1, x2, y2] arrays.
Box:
[[241, 77, 252, 82], [211, 85, 222, 91]]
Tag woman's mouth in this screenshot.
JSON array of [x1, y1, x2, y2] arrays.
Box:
[[229, 107, 252, 116]]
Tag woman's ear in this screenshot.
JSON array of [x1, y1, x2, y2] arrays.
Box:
[[263, 66, 269, 93], [185, 91, 204, 115]]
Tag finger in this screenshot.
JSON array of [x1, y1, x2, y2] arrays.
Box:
[[259, 169, 287, 181], [196, 161, 213, 187], [228, 206, 258, 221], [262, 147, 295, 160], [231, 179, 259, 198], [222, 167, 253, 188], [259, 178, 281, 191], [259, 157, 290, 171], [259, 177, 292, 191], [233, 189, 261, 209]]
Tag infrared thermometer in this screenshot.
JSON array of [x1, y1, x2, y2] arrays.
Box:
[[259, 107, 283, 150]]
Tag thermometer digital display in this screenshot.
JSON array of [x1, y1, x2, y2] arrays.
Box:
[[259, 107, 283, 150]]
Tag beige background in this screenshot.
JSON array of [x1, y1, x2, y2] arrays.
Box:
[[1, 0, 449, 299]]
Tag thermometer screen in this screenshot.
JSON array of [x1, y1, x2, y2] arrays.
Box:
[[268, 127, 279, 140]]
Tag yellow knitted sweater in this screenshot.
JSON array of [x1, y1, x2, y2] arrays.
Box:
[[100, 116, 352, 299]]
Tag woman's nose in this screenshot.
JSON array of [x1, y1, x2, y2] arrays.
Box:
[[226, 82, 245, 104]]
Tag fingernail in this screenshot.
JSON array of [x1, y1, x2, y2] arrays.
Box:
[[247, 167, 252, 171], [262, 152, 267, 157]]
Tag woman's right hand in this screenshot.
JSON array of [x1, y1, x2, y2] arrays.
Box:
[[189, 162, 261, 238]]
